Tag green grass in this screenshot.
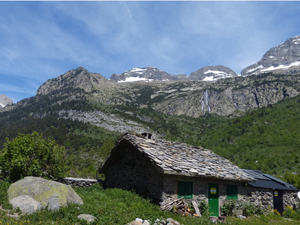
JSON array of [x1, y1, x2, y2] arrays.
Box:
[[1, 181, 300, 225]]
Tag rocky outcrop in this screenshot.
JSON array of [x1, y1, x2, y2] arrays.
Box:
[[58, 109, 153, 134], [242, 35, 300, 76], [8, 176, 83, 213], [37, 66, 108, 95], [190, 65, 237, 81], [0, 94, 13, 108], [151, 74, 300, 117]]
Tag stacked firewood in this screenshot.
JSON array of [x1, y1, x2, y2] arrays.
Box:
[[160, 198, 201, 217]]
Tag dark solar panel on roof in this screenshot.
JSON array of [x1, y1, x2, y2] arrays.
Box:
[[242, 169, 270, 180], [243, 169, 299, 191], [264, 174, 295, 188]]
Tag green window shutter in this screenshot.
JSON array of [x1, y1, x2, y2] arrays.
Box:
[[226, 185, 238, 200], [178, 181, 185, 198], [178, 181, 193, 199]]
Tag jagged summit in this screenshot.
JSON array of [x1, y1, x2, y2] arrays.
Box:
[[37, 67, 108, 95], [0, 94, 13, 108], [242, 35, 300, 76], [109, 67, 188, 82], [189, 66, 238, 81]]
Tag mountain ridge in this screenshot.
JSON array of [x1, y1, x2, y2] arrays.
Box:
[[242, 35, 300, 76]]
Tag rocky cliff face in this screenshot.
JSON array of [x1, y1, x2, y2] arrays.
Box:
[[242, 35, 300, 76], [32, 66, 300, 118], [0, 94, 13, 108], [37, 66, 108, 95], [149, 74, 300, 117], [189, 65, 238, 81]]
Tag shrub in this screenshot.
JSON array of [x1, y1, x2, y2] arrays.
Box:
[[239, 203, 256, 217], [0, 132, 69, 181], [221, 200, 236, 216], [198, 200, 209, 217], [283, 205, 296, 218]]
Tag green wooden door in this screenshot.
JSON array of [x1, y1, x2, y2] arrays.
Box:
[[208, 183, 219, 216]]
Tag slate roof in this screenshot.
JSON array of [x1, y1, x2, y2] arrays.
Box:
[[243, 169, 299, 191], [100, 134, 254, 182]]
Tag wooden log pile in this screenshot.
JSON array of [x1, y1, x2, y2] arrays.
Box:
[[160, 198, 201, 217]]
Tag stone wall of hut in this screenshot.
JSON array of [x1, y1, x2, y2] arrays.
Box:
[[238, 186, 273, 210], [238, 186, 299, 211], [283, 191, 299, 209], [103, 146, 163, 203], [160, 175, 244, 210], [160, 176, 299, 214]]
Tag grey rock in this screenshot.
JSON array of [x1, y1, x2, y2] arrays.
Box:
[[128, 221, 142, 225], [160, 220, 166, 225], [78, 214, 96, 223], [209, 216, 218, 224], [8, 176, 83, 211], [166, 218, 174, 223], [0, 94, 13, 108], [142, 220, 151, 225], [237, 215, 247, 219], [9, 195, 41, 214]]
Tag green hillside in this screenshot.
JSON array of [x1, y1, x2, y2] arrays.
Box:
[[113, 95, 300, 184], [1, 87, 300, 185]]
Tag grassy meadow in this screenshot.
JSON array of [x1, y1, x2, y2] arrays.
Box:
[[1, 181, 300, 225]]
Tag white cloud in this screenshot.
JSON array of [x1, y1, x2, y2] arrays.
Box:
[[1, 1, 300, 102]]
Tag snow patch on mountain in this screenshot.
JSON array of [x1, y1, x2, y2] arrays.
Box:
[[261, 61, 300, 72], [190, 66, 237, 81], [241, 35, 300, 76], [124, 68, 147, 75], [118, 77, 154, 83], [202, 76, 214, 81]]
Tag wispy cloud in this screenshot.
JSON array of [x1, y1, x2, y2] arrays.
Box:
[[1, 1, 300, 102]]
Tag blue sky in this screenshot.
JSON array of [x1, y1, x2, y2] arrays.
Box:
[[1, 1, 300, 103]]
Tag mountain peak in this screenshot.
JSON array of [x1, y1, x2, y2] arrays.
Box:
[[37, 67, 108, 95], [189, 65, 237, 81], [0, 94, 13, 108], [109, 67, 188, 82], [242, 35, 300, 76]]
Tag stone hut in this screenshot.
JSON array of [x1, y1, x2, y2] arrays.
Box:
[[98, 133, 298, 216], [241, 169, 299, 213]]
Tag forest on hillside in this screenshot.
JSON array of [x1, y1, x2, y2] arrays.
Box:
[[1, 90, 300, 187]]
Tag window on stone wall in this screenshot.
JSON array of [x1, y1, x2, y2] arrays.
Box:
[[178, 181, 193, 199], [226, 184, 238, 200]]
